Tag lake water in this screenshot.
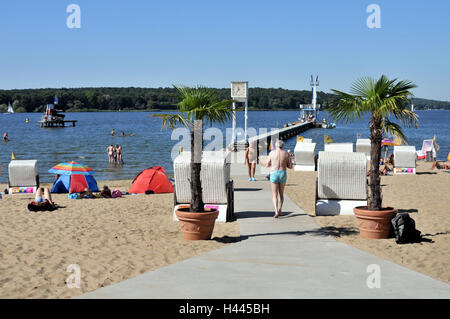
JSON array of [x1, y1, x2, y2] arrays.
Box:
[[0, 110, 449, 183]]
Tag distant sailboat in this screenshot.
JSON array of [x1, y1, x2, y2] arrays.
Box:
[[5, 102, 14, 114]]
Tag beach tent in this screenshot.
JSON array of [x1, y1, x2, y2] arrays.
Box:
[[129, 167, 174, 194], [51, 174, 99, 193]]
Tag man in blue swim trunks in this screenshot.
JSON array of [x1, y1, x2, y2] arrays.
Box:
[[266, 140, 293, 218]]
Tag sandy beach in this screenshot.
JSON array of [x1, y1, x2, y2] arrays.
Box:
[[285, 161, 450, 284], [0, 180, 240, 299]]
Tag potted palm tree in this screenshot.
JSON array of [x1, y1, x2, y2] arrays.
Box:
[[153, 85, 235, 240], [329, 75, 418, 239]]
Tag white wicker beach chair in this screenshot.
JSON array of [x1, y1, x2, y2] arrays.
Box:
[[356, 139, 371, 160], [394, 146, 416, 174], [173, 151, 234, 222], [294, 142, 316, 171], [316, 152, 367, 215], [324, 143, 354, 152], [8, 160, 39, 194]]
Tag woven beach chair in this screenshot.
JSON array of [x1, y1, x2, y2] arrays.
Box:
[[356, 138, 371, 160], [316, 152, 367, 215], [173, 151, 234, 222], [324, 143, 354, 153], [294, 142, 316, 171], [8, 160, 39, 194], [394, 146, 416, 174]]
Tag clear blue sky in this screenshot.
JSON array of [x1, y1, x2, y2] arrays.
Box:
[[1, 0, 449, 101]]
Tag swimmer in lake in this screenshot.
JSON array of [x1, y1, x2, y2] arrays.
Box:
[[3, 132, 9, 142]]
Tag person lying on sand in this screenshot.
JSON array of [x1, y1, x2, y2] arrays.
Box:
[[431, 160, 450, 170], [28, 188, 57, 211], [101, 186, 112, 198], [35, 187, 54, 205], [80, 188, 94, 199]]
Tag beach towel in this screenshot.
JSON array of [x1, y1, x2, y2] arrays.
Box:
[[28, 201, 56, 212], [68, 193, 81, 199]]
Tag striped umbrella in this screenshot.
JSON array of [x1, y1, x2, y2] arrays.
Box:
[[381, 138, 395, 146], [48, 161, 95, 175]]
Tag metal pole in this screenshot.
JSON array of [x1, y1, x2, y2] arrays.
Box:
[[244, 99, 248, 144], [232, 102, 236, 150]]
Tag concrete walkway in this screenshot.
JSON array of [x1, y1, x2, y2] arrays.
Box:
[[79, 173, 450, 299]]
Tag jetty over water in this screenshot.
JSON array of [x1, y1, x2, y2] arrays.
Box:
[[235, 121, 317, 151]]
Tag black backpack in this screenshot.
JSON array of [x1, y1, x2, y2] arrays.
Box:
[[391, 213, 422, 244]]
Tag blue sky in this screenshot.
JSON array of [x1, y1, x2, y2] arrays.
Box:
[[1, 0, 449, 101]]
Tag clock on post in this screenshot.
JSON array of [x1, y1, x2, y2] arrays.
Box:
[[231, 81, 248, 102]]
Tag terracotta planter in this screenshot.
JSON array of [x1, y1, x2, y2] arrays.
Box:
[[354, 206, 396, 239], [175, 206, 219, 241]]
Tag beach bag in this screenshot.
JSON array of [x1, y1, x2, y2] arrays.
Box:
[[112, 189, 123, 198], [391, 213, 422, 244], [68, 193, 81, 199]]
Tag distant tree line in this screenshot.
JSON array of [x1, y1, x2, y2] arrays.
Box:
[[0, 87, 449, 113]]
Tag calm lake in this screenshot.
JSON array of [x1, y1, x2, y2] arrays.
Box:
[[0, 110, 449, 183]]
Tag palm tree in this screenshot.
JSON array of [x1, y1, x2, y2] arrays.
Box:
[[329, 75, 418, 210], [153, 85, 235, 212]]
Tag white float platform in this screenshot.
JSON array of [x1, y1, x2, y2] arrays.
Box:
[[294, 164, 315, 172], [316, 199, 367, 216]]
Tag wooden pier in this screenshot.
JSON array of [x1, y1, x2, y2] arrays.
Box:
[[235, 121, 318, 151], [39, 120, 77, 128]]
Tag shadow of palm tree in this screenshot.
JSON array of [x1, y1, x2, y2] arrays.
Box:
[[235, 211, 307, 219], [243, 226, 359, 239], [234, 188, 263, 192], [212, 235, 248, 243]]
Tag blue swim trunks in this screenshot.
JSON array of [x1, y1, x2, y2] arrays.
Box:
[[270, 170, 287, 184], [35, 196, 45, 203]]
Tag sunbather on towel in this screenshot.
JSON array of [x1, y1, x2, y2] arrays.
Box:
[[431, 160, 450, 170], [35, 187, 54, 205], [28, 188, 56, 211]]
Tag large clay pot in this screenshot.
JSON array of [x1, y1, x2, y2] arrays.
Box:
[[175, 206, 219, 241], [354, 206, 396, 239]]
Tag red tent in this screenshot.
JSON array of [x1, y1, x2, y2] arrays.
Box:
[[129, 167, 174, 194]]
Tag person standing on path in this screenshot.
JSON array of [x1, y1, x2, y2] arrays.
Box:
[[266, 140, 293, 218], [245, 141, 257, 181]]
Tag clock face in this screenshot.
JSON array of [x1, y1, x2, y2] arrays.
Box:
[[231, 82, 247, 98]]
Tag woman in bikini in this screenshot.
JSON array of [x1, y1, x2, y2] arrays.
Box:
[[245, 141, 257, 181], [107, 145, 115, 163], [115, 144, 123, 164]]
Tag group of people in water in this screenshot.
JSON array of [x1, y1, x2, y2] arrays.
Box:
[[111, 129, 134, 137], [107, 144, 123, 164]]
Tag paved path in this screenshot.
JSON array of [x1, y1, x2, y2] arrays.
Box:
[[79, 173, 450, 299]]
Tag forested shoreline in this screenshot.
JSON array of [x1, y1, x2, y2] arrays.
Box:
[[1, 87, 449, 113]]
